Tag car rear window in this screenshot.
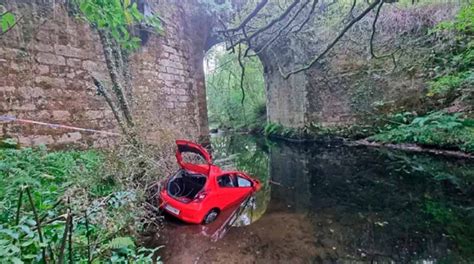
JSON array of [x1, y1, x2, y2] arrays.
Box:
[[237, 176, 252, 187]]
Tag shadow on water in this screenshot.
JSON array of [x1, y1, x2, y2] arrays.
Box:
[[155, 133, 474, 263]]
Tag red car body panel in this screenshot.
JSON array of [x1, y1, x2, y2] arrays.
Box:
[[175, 139, 212, 174], [159, 140, 261, 224]]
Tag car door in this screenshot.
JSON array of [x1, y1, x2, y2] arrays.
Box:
[[175, 140, 212, 175], [216, 173, 253, 209]]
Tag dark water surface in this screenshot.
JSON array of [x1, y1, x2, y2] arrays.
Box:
[[158, 134, 474, 263]]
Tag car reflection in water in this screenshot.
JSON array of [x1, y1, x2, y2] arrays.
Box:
[[163, 192, 268, 242]]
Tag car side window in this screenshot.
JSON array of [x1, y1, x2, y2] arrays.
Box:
[[237, 176, 252, 187], [218, 174, 236, 188]]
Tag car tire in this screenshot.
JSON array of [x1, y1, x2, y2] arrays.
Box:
[[203, 209, 219, 224]]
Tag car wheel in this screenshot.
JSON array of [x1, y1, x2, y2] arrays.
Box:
[[203, 209, 219, 224]]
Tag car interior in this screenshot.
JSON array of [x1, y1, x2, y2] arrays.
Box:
[[167, 169, 206, 202], [218, 174, 252, 188]]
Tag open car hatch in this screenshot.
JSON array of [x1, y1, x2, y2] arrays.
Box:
[[175, 140, 212, 175]]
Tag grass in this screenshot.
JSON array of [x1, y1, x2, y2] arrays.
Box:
[[0, 141, 160, 263]]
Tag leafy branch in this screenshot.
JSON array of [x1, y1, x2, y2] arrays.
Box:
[[74, 0, 163, 140], [0, 5, 20, 37]]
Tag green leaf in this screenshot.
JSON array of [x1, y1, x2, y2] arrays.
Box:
[[11, 257, 23, 264], [1, 12, 15, 32], [19, 225, 34, 237], [21, 239, 34, 247], [107, 236, 135, 249]]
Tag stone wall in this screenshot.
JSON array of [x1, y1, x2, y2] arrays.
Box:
[[0, 0, 211, 148], [257, 3, 456, 129]]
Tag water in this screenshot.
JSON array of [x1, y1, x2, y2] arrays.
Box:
[[156, 133, 474, 263]]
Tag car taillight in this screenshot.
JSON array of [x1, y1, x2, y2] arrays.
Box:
[[194, 191, 207, 202]]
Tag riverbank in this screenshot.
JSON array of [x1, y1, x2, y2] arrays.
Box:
[[213, 111, 474, 158]]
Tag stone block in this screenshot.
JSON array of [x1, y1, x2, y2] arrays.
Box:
[[67, 58, 82, 68], [31, 135, 54, 145], [82, 60, 98, 72], [51, 110, 71, 121], [0, 86, 15, 93], [165, 102, 174, 109], [84, 110, 104, 120], [175, 88, 186, 95], [35, 76, 66, 89], [54, 44, 91, 59], [175, 102, 187, 108], [36, 53, 66, 66], [12, 103, 36, 111], [57, 132, 82, 144], [159, 72, 175, 81], [162, 45, 177, 54], [169, 54, 181, 62], [166, 67, 181, 75], [36, 65, 50, 75], [165, 95, 178, 102], [178, 95, 191, 102], [33, 43, 54, 52], [17, 87, 45, 99], [160, 59, 175, 68]]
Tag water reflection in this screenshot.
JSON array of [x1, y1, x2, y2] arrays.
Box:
[[159, 134, 474, 263], [211, 135, 271, 226], [212, 134, 474, 262]]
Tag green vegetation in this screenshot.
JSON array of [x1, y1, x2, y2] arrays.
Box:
[[368, 4, 474, 152], [0, 142, 160, 263], [427, 4, 473, 98], [74, 0, 162, 50], [425, 200, 474, 257], [369, 111, 474, 152], [263, 122, 312, 139], [263, 121, 373, 140], [205, 45, 266, 131], [0, 5, 15, 34]]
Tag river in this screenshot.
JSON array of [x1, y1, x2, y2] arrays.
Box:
[[153, 133, 474, 263]]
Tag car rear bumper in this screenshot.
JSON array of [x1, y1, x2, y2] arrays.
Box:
[[159, 191, 206, 224]]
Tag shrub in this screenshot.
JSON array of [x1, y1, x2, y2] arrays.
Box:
[[0, 143, 162, 263], [369, 111, 474, 152]]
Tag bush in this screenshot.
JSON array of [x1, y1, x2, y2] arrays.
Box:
[[0, 143, 162, 263], [369, 111, 474, 152], [427, 4, 474, 98]]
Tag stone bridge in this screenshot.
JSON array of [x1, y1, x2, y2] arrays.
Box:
[[0, 0, 434, 147]]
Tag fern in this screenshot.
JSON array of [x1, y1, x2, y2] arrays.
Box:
[[107, 236, 135, 250], [370, 111, 474, 152]]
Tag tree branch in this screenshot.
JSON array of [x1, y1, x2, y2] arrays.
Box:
[[98, 30, 134, 127], [227, 0, 302, 51], [291, 0, 318, 34], [251, 0, 312, 56], [221, 0, 269, 33], [279, 0, 382, 79], [348, 0, 357, 19], [237, 44, 246, 105], [369, 0, 399, 71], [92, 76, 128, 135], [26, 187, 48, 263]]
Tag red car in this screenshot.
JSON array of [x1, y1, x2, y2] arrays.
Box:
[[159, 140, 261, 224]]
